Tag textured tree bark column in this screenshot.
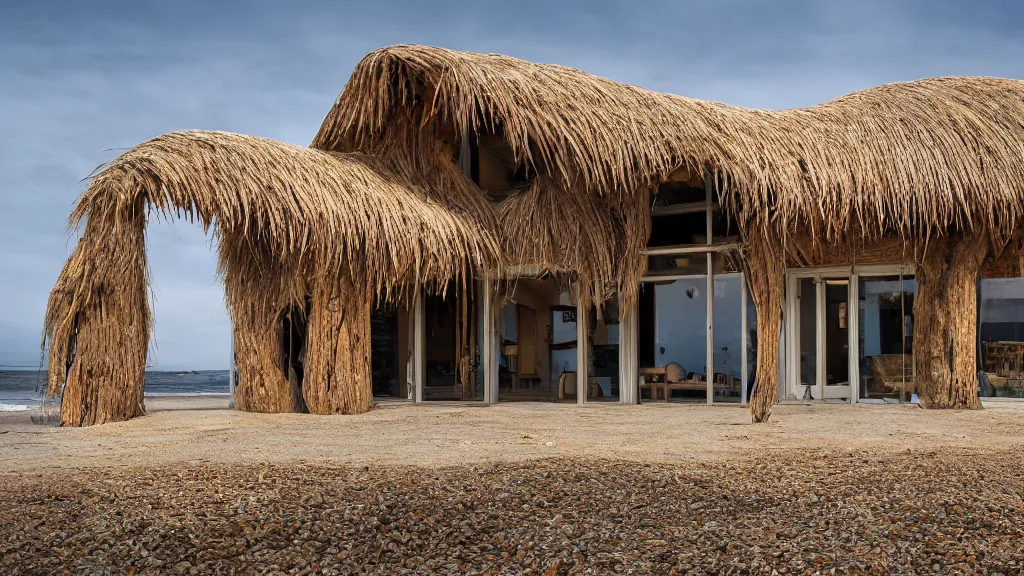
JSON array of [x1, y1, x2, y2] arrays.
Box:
[[58, 222, 149, 426], [913, 233, 989, 409], [303, 271, 374, 415], [745, 230, 786, 423], [223, 257, 305, 414]]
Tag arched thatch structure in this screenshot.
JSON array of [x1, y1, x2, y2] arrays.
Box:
[[315, 45, 1024, 421], [44, 130, 497, 426], [44, 45, 1024, 425]]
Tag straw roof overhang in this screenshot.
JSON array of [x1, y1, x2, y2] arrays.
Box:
[[67, 130, 499, 294], [314, 44, 1024, 243]]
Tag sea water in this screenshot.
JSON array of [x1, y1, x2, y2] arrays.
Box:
[[0, 370, 230, 411]]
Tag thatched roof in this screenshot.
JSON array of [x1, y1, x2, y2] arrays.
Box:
[[67, 130, 498, 294], [44, 130, 503, 421], [314, 45, 1024, 242]]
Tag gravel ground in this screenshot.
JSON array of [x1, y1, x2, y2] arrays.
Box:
[[3, 449, 1023, 575]]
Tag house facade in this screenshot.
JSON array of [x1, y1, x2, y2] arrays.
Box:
[[47, 46, 1024, 425]]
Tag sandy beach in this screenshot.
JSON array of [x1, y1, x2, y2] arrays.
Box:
[[3, 399, 1024, 574], [3, 396, 1024, 473]]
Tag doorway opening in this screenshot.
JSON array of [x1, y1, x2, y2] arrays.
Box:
[[423, 288, 481, 401], [497, 275, 578, 402], [279, 301, 309, 411], [370, 302, 404, 399]]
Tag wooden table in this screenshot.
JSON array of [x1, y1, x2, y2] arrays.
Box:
[[639, 367, 670, 401], [640, 367, 715, 401]]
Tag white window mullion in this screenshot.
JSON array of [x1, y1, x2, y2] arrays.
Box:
[[741, 276, 748, 406], [816, 278, 826, 400], [704, 172, 714, 405]]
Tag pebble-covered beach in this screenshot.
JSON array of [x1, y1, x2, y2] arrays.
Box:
[[3, 450, 1023, 575]]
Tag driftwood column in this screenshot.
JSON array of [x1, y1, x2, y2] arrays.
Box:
[[744, 229, 786, 423], [46, 218, 149, 427], [303, 272, 374, 414], [913, 232, 989, 409], [223, 250, 305, 414], [229, 303, 304, 414]]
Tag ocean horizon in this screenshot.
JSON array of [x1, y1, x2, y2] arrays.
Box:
[[0, 369, 230, 412]]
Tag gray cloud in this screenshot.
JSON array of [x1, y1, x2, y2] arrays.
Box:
[[1, 0, 1021, 370]]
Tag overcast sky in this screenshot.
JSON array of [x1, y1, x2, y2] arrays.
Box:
[[1, 1, 1022, 370]]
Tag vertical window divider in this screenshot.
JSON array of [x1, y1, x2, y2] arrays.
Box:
[[704, 172, 714, 405]]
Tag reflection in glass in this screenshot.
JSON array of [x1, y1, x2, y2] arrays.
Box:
[[858, 275, 916, 402], [979, 278, 1024, 398], [714, 275, 743, 402], [798, 278, 817, 390], [824, 281, 850, 394]]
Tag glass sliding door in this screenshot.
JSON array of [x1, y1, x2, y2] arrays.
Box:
[[713, 274, 744, 402], [858, 275, 916, 403], [797, 277, 817, 395], [823, 280, 851, 400]]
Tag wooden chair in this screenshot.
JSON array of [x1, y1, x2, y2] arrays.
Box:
[[639, 362, 685, 401], [557, 371, 576, 400]]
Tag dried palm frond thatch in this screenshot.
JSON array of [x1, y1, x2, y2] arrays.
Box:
[[43, 130, 499, 424], [495, 177, 650, 306], [315, 45, 1024, 418], [316, 45, 1024, 244]]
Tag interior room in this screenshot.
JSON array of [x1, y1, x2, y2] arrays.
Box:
[[858, 275, 916, 403], [423, 289, 482, 401], [497, 276, 579, 402]]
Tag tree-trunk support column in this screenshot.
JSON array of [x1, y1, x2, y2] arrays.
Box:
[[914, 233, 989, 409], [303, 272, 374, 415], [745, 230, 786, 423]]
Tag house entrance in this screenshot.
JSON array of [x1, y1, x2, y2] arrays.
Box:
[[785, 266, 916, 403], [789, 274, 852, 401]]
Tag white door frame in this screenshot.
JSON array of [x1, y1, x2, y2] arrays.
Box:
[[785, 268, 855, 402], [784, 264, 914, 402], [852, 264, 915, 403]]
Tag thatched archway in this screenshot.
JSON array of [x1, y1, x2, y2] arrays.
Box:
[[43, 131, 498, 426]]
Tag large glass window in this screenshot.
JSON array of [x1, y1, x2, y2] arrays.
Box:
[[980, 278, 1024, 398], [638, 175, 747, 405], [858, 275, 916, 403], [797, 277, 817, 390], [589, 298, 620, 401], [637, 277, 709, 402], [714, 275, 743, 402]]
